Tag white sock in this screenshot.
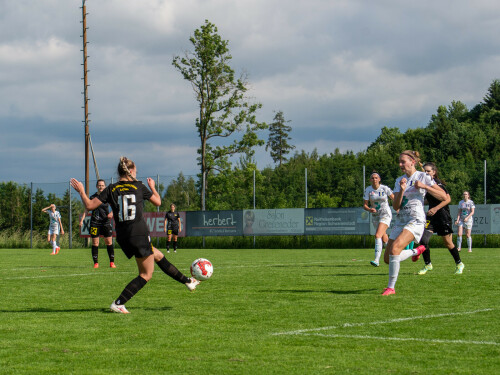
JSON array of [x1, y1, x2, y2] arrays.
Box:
[[388, 255, 401, 289], [51, 241, 56, 253], [457, 236, 462, 249], [399, 249, 417, 262], [374, 238, 382, 263], [467, 237, 472, 250]]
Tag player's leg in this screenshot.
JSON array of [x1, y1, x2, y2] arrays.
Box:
[[103, 224, 116, 267], [166, 232, 172, 253], [152, 248, 199, 290], [50, 233, 58, 254], [441, 234, 464, 274], [383, 229, 413, 295], [91, 235, 100, 268], [466, 227, 472, 252], [172, 233, 178, 253], [111, 254, 154, 314], [372, 222, 388, 266], [456, 225, 463, 251]]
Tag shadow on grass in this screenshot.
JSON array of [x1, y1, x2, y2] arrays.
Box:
[[0, 306, 173, 313], [262, 288, 377, 295]]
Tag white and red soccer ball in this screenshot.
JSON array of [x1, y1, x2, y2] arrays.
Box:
[[190, 258, 213, 281]]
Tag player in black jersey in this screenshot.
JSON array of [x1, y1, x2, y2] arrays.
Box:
[[71, 156, 200, 314], [79, 179, 116, 268], [413, 162, 465, 275], [164, 203, 181, 253]]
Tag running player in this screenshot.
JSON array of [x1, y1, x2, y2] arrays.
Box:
[[71, 156, 199, 314], [79, 179, 116, 268], [363, 172, 394, 267], [382, 150, 447, 296], [455, 191, 475, 252], [414, 162, 465, 275], [42, 204, 64, 255], [164, 203, 181, 253]]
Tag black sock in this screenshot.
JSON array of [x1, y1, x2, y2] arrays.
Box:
[[91, 246, 99, 264], [156, 257, 189, 284], [166, 240, 170, 251], [422, 246, 431, 265], [173, 241, 177, 251], [107, 244, 115, 262], [449, 247, 462, 264], [115, 276, 148, 305]]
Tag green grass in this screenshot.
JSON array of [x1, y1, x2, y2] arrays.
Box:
[[0, 247, 499, 374]]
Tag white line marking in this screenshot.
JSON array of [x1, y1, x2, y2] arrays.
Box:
[[272, 309, 495, 336], [304, 333, 499, 346]]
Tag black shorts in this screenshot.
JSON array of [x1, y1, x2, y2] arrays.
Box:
[[116, 235, 154, 259], [90, 223, 113, 238], [167, 227, 179, 236], [426, 217, 453, 237]]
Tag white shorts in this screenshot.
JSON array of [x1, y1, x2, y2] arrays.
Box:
[[458, 218, 473, 230], [372, 212, 392, 228], [389, 217, 425, 243], [48, 226, 59, 235]]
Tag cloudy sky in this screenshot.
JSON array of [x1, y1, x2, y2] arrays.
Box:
[[1, 0, 499, 184]]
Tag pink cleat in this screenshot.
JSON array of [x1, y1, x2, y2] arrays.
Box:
[[412, 245, 426, 262], [381, 288, 396, 296]]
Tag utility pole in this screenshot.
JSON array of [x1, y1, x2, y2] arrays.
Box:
[[81, 0, 90, 195]]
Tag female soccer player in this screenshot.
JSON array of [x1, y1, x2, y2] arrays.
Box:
[[42, 204, 64, 255], [415, 163, 464, 275], [382, 150, 447, 295], [363, 172, 394, 267], [164, 203, 181, 253], [455, 191, 475, 252], [71, 156, 199, 314], [79, 179, 116, 268]]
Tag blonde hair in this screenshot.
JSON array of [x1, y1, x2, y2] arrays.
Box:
[[400, 150, 423, 170], [118, 156, 137, 181]]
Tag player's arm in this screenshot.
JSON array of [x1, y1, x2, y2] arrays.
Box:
[[466, 207, 475, 221], [178, 216, 182, 231], [146, 178, 161, 207], [392, 179, 406, 211], [58, 216, 65, 234], [80, 210, 88, 227], [363, 200, 375, 213], [41, 205, 52, 213], [428, 194, 451, 216], [70, 179, 103, 211]]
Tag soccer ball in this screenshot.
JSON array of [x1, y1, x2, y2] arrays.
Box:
[[190, 258, 213, 281]]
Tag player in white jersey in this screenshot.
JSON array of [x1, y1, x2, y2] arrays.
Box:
[[455, 191, 475, 252], [42, 204, 64, 255], [363, 172, 394, 267], [381, 150, 447, 296]]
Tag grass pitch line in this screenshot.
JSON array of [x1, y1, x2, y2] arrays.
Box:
[[305, 333, 499, 346], [272, 308, 495, 336]]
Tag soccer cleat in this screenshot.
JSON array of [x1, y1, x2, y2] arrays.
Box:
[[93, 263, 99, 269], [412, 245, 426, 262], [110, 301, 130, 314], [166, 250, 170, 254], [417, 264, 433, 275], [455, 262, 465, 274], [468, 249, 472, 253], [370, 261, 379, 267], [55, 247, 60, 254], [174, 250, 177, 253], [185, 278, 200, 292], [110, 262, 116, 268], [381, 288, 396, 296], [50, 252, 56, 255], [457, 248, 461, 252]]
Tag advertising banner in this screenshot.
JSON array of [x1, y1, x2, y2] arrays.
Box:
[[80, 212, 186, 238], [243, 209, 304, 236], [305, 207, 370, 235], [186, 210, 243, 237]]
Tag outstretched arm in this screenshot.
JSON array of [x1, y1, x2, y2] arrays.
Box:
[[70, 179, 103, 211], [147, 178, 161, 207]]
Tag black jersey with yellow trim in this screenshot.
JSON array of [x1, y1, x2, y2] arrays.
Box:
[[97, 180, 153, 237], [165, 211, 180, 229], [89, 192, 111, 226], [425, 179, 451, 220]]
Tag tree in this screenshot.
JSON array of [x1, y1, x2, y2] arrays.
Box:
[[266, 110, 295, 166], [172, 20, 267, 209]]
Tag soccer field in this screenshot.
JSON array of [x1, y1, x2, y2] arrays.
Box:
[[0, 247, 498, 374]]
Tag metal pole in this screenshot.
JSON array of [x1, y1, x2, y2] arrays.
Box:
[[202, 171, 205, 248], [81, 0, 90, 195], [253, 170, 256, 248], [484, 160, 487, 246], [157, 174, 160, 248], [363, 165, 366, 248], [69, 180, 73, 249], [30, 182, 33, 249], [305, 168, 308, 247]]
